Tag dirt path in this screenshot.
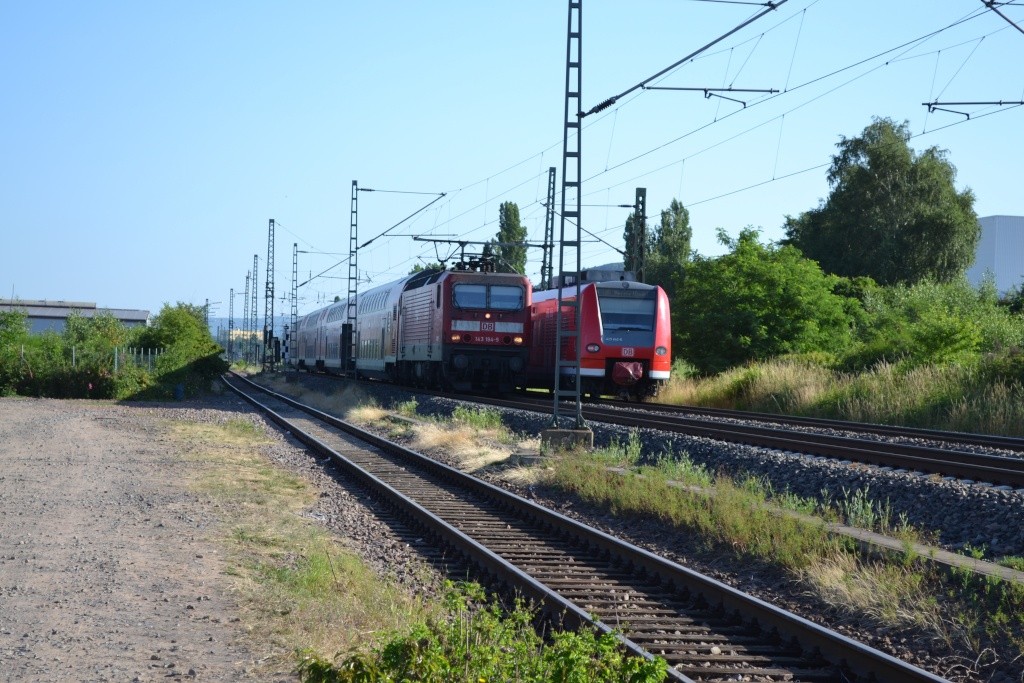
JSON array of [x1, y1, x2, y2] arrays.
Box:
[[0, 397, 271, 682]]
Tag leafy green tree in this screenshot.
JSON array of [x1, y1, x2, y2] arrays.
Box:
[[647, 199, 691, 295], [493, 201, 527, 274], [0, 309, 28, 348], [409, 262, 443, 274], [676, 228, 859, 373], [622, 211, 650, 277], [0, 310, 30, 395], [784, 117, 978, 285], [139, 303, 227, 397], [842, 277, 1024, 370]]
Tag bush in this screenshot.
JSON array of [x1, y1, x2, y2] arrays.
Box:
[[840, 279, 1024, 371], [298, 582, 667, 683], [0, 302, 227, 400], [675, 229, 860, 374]]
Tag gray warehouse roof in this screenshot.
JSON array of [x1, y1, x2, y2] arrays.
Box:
[[0, 299, 150, 334]]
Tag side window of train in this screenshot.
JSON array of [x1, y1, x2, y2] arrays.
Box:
[[436, 284, 441, 308]]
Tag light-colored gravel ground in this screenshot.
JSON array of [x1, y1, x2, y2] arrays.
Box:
[[0, 397, 268, 683]]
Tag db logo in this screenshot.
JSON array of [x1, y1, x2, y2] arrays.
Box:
[[622, 347, 635, 357], [482, 322, 495, 331]]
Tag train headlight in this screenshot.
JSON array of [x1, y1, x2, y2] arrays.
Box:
[[450, 334, 461, 342], [656, 346, 667, 356], [513, 336, 524, 345], [586, 344, 601, 353]]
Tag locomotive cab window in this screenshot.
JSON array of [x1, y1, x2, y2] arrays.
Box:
[[452, 283, 524, 311], [490, 285, 524, 310], [453, 284, 487, 309]]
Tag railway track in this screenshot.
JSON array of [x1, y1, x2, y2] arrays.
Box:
[[224, 372, 946, 682], [452, 391, 1024, 489], [591, 397, 1024, 454]]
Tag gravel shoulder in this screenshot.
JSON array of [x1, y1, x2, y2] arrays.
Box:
[[0, 396, 269, 683]]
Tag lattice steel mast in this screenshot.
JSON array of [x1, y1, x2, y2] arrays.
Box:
[[288, 242, 298, 367], [344, 180, 359, 375], [552, 0, 585, 428], [263, 219, 275, 369], [242, 271, 251, 363], [250, 254, 258, 365], [541, 166, 556, 290], [228, 288, 234, 361]]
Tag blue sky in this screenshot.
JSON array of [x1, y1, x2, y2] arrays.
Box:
[[3, 1, 1022, 327]]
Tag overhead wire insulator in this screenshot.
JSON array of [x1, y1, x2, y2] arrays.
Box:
[[585, 97, 618, 117]]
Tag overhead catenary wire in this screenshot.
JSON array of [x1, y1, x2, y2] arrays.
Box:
[[584, 4, 993, 191], [981, 0, 1024, 35], [358, 192, 447, 250], [582, 0, 790, 117], [281, 2, 1014, 307]]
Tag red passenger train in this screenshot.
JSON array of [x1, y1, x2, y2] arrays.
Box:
[[526, 271, 671, 399], [295, 262, 531, 393]]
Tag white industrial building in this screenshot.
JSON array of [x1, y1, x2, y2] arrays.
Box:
[[965, 215, 1024, 295]]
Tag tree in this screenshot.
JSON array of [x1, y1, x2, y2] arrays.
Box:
[[676, 228, 860, 374], [783, 117, 979, 286], [0, 310, 30, 395], [138, 303, 227, 396], [622, 212, 650, 277], [647, 199, 691, 296], [493, 202, 527, 274]]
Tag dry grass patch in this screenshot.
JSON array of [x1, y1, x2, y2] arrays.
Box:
[[497, 464, 547, 487], [345, 403, 390, 425], [411, 421, 512, 471], [800, 554, 946, 636], [166, 417, 431, 674]]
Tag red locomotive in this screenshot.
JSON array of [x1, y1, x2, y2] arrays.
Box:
[[526, 270, 671, 399], [296, 259, 531, 392]]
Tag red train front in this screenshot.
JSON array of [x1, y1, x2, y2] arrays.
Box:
[[403, 267, 531, 392], [527, 273, 671, 399]]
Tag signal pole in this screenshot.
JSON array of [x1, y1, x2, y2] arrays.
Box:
[[634, 187, 647, 284]]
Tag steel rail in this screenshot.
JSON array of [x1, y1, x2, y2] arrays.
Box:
[[580, 404, 1024, 488], [590, 398, 1024, 453], [224, 372, 948, 682], [439, 391, 1024, 488]]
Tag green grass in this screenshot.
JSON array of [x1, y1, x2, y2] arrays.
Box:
[[452, 405, 505, 431], [539, 441, 1024, 676], [171, 418, 434, 675], [657, 356, 1024, 437], [394, 398, 419, 417], [296, 582, 667, 683]]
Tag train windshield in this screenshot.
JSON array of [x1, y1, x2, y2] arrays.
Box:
[[453, 284, 524, 311], [597, 287, 656, 331], [490, 285, 525, 310]]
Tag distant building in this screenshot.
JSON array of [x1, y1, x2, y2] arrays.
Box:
[[0, 299, 150, 334], [966, 215, 1024, 294]]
